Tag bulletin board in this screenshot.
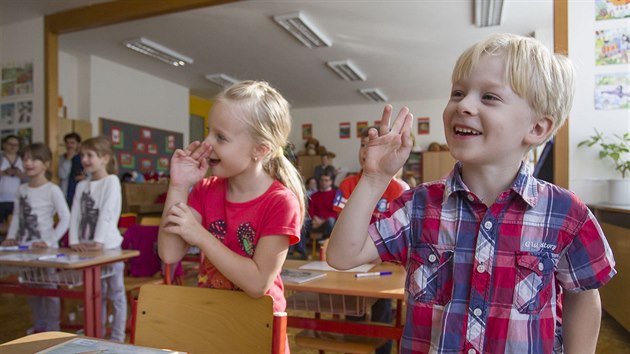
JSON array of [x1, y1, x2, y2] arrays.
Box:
[[99, 117, 183, 175]]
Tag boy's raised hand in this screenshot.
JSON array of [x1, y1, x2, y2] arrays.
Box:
[[363, 105, 414, 181], [169, 141, 212, 190]]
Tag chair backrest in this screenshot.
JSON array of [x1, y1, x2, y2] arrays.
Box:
[[139, 216, 162, 226], [135, 284, 286, 354], [121, 224, 161, 277]]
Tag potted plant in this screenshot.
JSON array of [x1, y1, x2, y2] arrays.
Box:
[[578, 129, 630, 205]]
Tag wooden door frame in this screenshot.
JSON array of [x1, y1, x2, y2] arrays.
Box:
[[44, 0, 569, 188]]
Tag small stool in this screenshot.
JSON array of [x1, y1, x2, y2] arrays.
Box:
[[295, 329, 387, 354], [309, 231, 323, 259]]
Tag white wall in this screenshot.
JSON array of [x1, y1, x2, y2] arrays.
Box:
[[59, 51, 79, 119], [0, 17, 44, 142], [290, 98, 448, 174], [568, 1, 630, 204]]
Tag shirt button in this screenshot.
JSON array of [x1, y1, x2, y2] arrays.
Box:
[[468, 348, 477, 354], [467, 194, 474, 202], [473, 308, 482, 316], [476, 264, 485, 273], [484, 221, 493, 230], [538, 263, 544, 271], [428, 254, 437, 263]]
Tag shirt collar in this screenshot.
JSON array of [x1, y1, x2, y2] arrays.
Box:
[[443, 161, 539, 207]]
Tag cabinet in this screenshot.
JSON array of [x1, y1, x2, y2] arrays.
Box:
[[297, 155, 330, 180], [403, 151, 457, 184]]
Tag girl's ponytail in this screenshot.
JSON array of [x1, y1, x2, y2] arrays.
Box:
[[263, 150, 305, 222]]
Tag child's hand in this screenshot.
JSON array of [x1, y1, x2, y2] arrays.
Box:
[[169, 141, 212, 190], [1, 239, 17, 246], [31, 241, 48, 248], [363, 105, 414, 182], [70, 244, 89, 252], [163, 202, 206, 246]]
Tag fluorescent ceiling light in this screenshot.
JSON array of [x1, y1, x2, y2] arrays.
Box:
[[205, 73, 239, 87], [273, 12, 332, 48], [327, 60, 366, 81], [123, 37, 193, 67], [475, 0, 503, 27], [360, 88, 388, 103]]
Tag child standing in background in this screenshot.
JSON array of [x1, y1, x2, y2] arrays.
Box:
[[158, 81, 303, 322], [1, 143, 70, 332], [327, 33, 616, 353], [69, 136, 126, 342]]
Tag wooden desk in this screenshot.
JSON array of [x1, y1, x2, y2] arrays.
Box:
[[283, 260, 405, 340], [589, 203, 630, 333], [0, 248, 139, 338]]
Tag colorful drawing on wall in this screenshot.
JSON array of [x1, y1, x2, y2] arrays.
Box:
[[139, 158, 153, 172], [594, 72, 630, 110], [339, 122, 351, 139], [595, 0, 630, 20], [1, 129, 15, 140], [17, 101, 32, 124], [110, 127, 124, 149], [302, 123, 312, 140], [356, 121, 368, 138], [418, 117, 430, 135], [119, 152, 135, 169], [148, 143, 158, 155], [134, 141, 146, 153], [0, 103, 15, 126], [157, 157, 169, 172], [17, 127, 32, 146], [1, 62, 33, 97], [166, 135, 176, 152], [595, 28, 630, 65], [140, 128, 152, 140]]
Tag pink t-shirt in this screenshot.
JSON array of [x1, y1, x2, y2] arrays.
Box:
[[188, 177, 301, 312]]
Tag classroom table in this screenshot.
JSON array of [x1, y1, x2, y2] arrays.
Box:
[[0, 248, 139, 338], [283, 259, 406, 340]]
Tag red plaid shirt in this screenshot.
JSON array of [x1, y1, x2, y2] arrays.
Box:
[[369, 162, 616, 354]]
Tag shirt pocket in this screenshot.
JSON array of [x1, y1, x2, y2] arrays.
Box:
[[513, 252, 557, 314], [407, 244, 454, 306]]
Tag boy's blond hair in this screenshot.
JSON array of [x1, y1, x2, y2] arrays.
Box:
[[451, 33, 575, 144]]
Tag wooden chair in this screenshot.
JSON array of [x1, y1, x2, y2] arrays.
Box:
[[134, 284, 287, 354]]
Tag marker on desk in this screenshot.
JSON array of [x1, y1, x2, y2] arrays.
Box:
[[37, 253, 65, 260], [355, 271, 392, 278], [0, 245, 29, 251]]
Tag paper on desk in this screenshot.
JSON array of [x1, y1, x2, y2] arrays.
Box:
[[36, 254, 94, 263], [298, 261, 375, 273], [37, 337, 186, 354], [0, 253, 41, 261]]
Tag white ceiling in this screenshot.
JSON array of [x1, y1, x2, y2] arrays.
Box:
[[1, 0, 554, 109]]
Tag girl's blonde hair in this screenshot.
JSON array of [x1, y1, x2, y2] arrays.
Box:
[[80, 136, 118, 175], [451, 33, 575, 145], [215, 80, 306, 221], [22, 143, 52, 180]]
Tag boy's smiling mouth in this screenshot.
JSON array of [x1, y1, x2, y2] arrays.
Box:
[[454, 126, 482, 136]]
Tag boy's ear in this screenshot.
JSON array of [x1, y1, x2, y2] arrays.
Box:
[[525, 115, 554, 146]]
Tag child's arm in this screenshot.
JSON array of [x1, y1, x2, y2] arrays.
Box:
[[327, 105, 413, 270], [164, 202, 289, 298], [562, 289, 601, 353], [51, 185, 70, 245], [158, 141, 212, 264]]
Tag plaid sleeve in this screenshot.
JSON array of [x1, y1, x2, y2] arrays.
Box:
[[368, 190, 414, 265], [556, 210, 617, 292]]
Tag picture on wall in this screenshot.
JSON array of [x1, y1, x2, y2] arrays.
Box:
[[595, 0, 630, 20], [339, 122, 350, 139], [166, 135, 176, 152], [140, 158, 153, 172], [594, 72, 630, 110], [110, 127, 124, 149], [595, 28, 630, 65], [119, 152, 135, 169], [1, 62, 33, 97], [134, 141, 146, 153], [418, 117, 430, 135], [17, 100, 32, 124], [148, 143, 158, 155], [17, 127, 32, 146], [1, 103, 15, 126], [157, 157, 170, 172], [302, 123, 312, 140], [141, 128, 152, 140], [356, 121, 368, 137]]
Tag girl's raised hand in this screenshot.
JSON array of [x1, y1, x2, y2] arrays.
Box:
[[362, 105, 414, 180], [169, 141, 212, 189], [163, 202, 206, 246]]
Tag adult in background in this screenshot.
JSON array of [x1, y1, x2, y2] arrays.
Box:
[[313, 152, 338, 188], [0, 135, 24, 224], [58, 132, 82, 205]]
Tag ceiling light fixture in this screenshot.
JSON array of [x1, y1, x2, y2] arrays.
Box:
[[327, 60, 366, 81], [123, 37, 193, 67], [273, 12, 332, 48], [360, 88, 388, 103], [205, 73, 239, 87], [474, 0, 504, 27]]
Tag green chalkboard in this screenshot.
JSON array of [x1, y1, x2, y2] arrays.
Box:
[[100, 117, 183, 176]]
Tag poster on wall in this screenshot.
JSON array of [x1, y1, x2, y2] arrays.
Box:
[[17, 127, 32, 146], [339, 122, 350, 139], [595, 28, 630, 65], [417, 117, 430, 135], [1, 62, 33, 97], [356, 121, 368, 138], [594, 72, 630, 110], [17, 100, 32, 124], [595, 0, 630, 20], [302, 123, 312, 140], [1, 103, 15, 126]]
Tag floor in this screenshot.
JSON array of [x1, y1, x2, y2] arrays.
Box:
[[1, 292, 629, 353]]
